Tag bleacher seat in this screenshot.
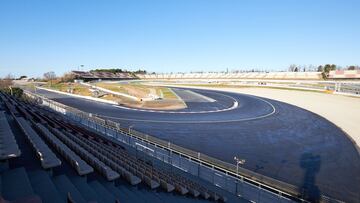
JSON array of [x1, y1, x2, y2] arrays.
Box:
[[35, 123, 94, 176], [0, 111, 21, 160], [14, 117, 61, 169], [0, 93, 239, 203], [72, 71, 136, 80], [48, 127, 120, 181], [137, 71, 323, 80], [60, 130, 141, 185]]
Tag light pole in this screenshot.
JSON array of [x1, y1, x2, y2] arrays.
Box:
[[234, 156, 245, 197], [77, 64, 84, 71], [128, 125, 134, 134], [234, 156, 246, 176]]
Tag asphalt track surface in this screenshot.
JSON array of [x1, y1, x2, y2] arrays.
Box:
[[35, 88, 360, 202]]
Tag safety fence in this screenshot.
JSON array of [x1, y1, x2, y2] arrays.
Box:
[[25, 91, 311, 203]]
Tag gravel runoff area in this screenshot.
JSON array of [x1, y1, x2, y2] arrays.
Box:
[[173, 85, 360, 153]]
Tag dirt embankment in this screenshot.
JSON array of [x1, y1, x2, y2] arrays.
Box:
[[96, 83, 187, 110], [100, 94, 186, 110]]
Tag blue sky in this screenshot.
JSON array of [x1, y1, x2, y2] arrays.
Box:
[[0, 0, 359, 78]]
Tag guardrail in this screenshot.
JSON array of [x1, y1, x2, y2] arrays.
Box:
[[25, 90, 311, 202], [121, 129, 304, 201]]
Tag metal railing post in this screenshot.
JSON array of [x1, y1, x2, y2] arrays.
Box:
[[24, 91, 309, 202]]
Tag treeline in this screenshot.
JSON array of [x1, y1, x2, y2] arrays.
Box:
[[90, 68, 147, 74], [42, 71, 75, 83], [287, 64, 359, 79], [40, 68, 147, 84], [288, 64, 359, 72], [0, 75, 23, 98], [0, 75, 13, 89]]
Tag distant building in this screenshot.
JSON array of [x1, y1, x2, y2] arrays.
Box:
[[328, 70, 360, 80], [71, 71, 137, 81]]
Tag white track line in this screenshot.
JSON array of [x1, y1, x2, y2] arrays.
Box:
[[100, 95, 276, 124], [111, 91, 239, 114]]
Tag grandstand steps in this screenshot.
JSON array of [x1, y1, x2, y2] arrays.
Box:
[[0, 94, 244, 203], [151, 190, 205, 203], [124, 185, 163, 203], [0, 167, 34, 201], [70, 176, 103, 203], [101, 181, 135, 203], [123, 183, 206, 203], [0, 161, 9, 173], [27, 170, 63, 203], [89, 180, 117, 203], [6, 115, 42, 171], [53, 174, 87, 203], [114, 183, 141, 203], [150, 191, 186, 203]]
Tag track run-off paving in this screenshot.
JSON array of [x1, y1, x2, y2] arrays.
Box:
[[34, 88, 360, 203]]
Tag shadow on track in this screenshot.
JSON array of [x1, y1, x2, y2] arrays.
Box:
[[300, 153, 321, 202]]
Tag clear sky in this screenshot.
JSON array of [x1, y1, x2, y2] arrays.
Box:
[[0, 0, 359, 78]]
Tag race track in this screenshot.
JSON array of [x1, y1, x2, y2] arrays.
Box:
[[35, 88, 360, 202]]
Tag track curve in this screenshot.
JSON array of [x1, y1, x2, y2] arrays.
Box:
[[35, 88, 360, 202], [104, 91, 276, 123], [112, 89, 240, 114]]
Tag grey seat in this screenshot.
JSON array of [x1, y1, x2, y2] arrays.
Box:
[[2, 101, 19, 117], [49, 127, 119, 181], [16, 105, 33, 120], [23, 99, 228, 201], [35, 123, 94, 176], [14, 116, 61, 169], [74, 134, 142, 185], [0, 111, 21, 160]]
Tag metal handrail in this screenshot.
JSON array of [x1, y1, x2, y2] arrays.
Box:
[[24, 90, 307, 202]]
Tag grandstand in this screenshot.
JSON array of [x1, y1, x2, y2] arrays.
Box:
[[328, 70, 360, 79], [0, 92, 229, 203], [72, 71, 137, 81], [137, 72, 323, 80]]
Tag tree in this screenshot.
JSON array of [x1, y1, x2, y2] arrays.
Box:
[[0, 74, 14, 89], [317, 64, 337, 79], [9, 87, 23, 98], [307, 64, 315, 72], [347, 65, 359, 70], [317, 65, 323, 72], [61, 72, 75, 82], [91, 68, 124, 73], [288, 64, 298, 72], [133, 69, 147, 74], [43, 71, 56, 81], [43, 71, 56, 87], [330, 64, 337, 71], [323, 64, 336, 73], [0, 78, 13, 89], [0, 74, 23, 97]]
